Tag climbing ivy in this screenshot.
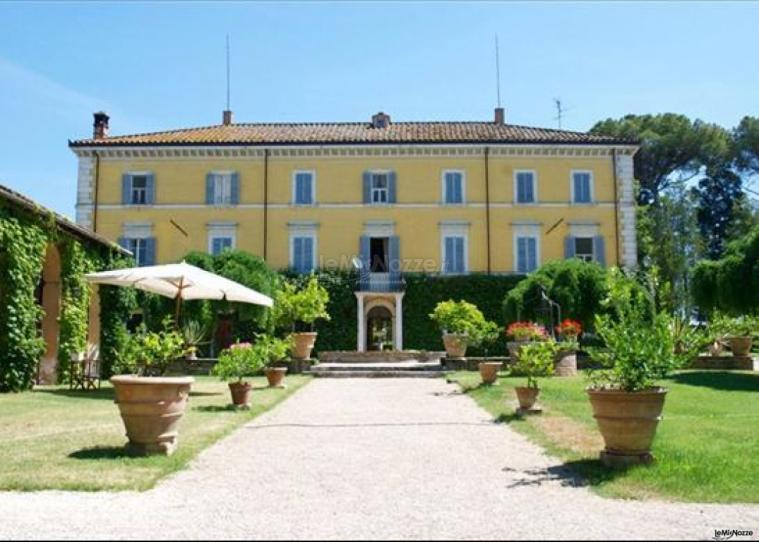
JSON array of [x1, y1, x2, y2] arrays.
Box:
[[99, 255, 137, 378], [57, 238, 101, 383], [0, 207, 50, 392], [0, 198, 126, 392]]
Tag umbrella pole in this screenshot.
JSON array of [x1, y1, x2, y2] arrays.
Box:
[[174, 277, 184, 329]]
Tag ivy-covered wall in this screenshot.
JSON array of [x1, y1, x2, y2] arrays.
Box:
[[0, 196, 126, 392]]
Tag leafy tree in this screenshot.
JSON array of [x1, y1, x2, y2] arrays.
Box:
[[693, 165, 745, 259], [735, 116, 759, 174], [591, 113, 731, 204]]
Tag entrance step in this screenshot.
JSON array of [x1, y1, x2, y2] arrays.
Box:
[[307, 360, 446, 378], [318, 350, 445, 364]]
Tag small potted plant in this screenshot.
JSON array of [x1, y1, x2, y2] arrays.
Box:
[[182, 320, 208, 361], [212, 342, 264, 408], [429, 300, 498, 363], [258, 334, 293, 388], [719, 315, 757, 357], [505, 321, 547, 362], [273, 276, 330, 362], [110, 318, 191, 456], [512, 339, 558, 414], [554, 319, 582, 376], [586, 270, 696, 467]]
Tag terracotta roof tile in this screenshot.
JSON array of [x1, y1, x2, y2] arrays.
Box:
[[69, 121, 636, 147]]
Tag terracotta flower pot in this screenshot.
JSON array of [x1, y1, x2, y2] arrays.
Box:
[[507, 340, 530, 363], [554, 349, 578, 376], [228, 381, 253, 407], [587, 388, 667, 466], [291, 332, 317, 360], [110, 375, 194, 456], [515, 386, 540, 410], [265, 367, 288, 388], [728, 336, 753, 357], [442, 333, 468, 358], [478, 362, 502, 384]]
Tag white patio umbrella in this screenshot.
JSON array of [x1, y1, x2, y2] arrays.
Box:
[[85, 261, 273, 324]]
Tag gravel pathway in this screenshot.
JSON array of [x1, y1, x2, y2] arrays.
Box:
[[1, 378, 757, 540]]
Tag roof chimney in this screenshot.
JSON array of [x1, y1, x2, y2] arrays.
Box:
[[371, 111, 391, 129], [494, 107, 505, 126], [222, 110, 233, 126], [93, 111, 110, 139]]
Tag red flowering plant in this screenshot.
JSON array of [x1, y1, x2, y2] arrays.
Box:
[[505, 322, 548, 342], [555, 319, 583, 351]]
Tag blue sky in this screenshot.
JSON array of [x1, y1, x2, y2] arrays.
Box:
[[1, 1, 757, 216]]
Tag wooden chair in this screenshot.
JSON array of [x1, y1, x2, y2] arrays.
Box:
[[69, 345, 101, 391]]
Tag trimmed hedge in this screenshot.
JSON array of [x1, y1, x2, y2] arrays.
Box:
[[692, 225, 759, 315], [503, 259, 609, 331], [403, 273, 523, 355]]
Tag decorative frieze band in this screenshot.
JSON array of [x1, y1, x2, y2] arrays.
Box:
[[72, 144, 637, 161]]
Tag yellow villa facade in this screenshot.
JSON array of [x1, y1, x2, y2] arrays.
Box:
[[70, 109, 638, 351]]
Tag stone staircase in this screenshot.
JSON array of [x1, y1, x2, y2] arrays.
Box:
[[307, 351, 447, 378]]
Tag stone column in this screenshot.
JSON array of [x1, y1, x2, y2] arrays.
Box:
[[616, 152, 638, 269], [394, 293, 404, 351], [356, 293, 365, 352]]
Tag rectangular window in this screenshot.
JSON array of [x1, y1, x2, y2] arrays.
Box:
[[210, 236, 233, 256], [371, 173, 389, 204], [572, 172, 592, 203], [443, 236, 466, 274], [128, 238, 147, 266], [443, 171, 464, 204], [294, 172, 314, 205], [574, 237, 594, 262], [131, 175, 148, 205], [516, 236, 538, 273], [211, 173, 233, 205], [515, 171, 536, 204], [292, 236, 315, 273]]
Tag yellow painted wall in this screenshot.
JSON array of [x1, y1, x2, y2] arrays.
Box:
[[93, 152, 619, 271]]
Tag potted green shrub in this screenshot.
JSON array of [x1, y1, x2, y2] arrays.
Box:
[[182, 320, 208, 361], [111, 319, 192, 456], [258, 334, 293, 388], [554, 319, 582, 376], [213, 342, 264, 408], [273, 276, 330, 362], [512, 339, 558, 414], [586, 270, 696, 467], [429, 300, 499, 361], [711, 314, 757, 357], [505, 321, 547, 362]]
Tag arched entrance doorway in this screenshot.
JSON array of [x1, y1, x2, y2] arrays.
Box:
[[38, 244, 61, 384], [366, 305, 393, 351]]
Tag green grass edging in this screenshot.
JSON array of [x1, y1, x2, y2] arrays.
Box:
[[0, 375, 311, 491], [449, 370, 759, 503]]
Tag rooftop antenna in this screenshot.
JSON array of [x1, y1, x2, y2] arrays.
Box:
[[222, 34, 233, 125], [553, 98, 571, 129], [495, 34, 502, 108]]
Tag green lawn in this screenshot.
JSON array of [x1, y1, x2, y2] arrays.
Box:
[[449, 370, 759, 503], [0, 375, 310, 491]]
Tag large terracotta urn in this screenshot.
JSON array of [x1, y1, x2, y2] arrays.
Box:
[[110, 375, 194, 456], [727, 336, 753, 357], [442, 333, 468, 358], [587, 388, 667, 467], [507, 340, 530, 363], [291, 332, 317, 360]]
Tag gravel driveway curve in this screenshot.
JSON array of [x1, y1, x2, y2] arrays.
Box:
[[1, 378, 757, 540]]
